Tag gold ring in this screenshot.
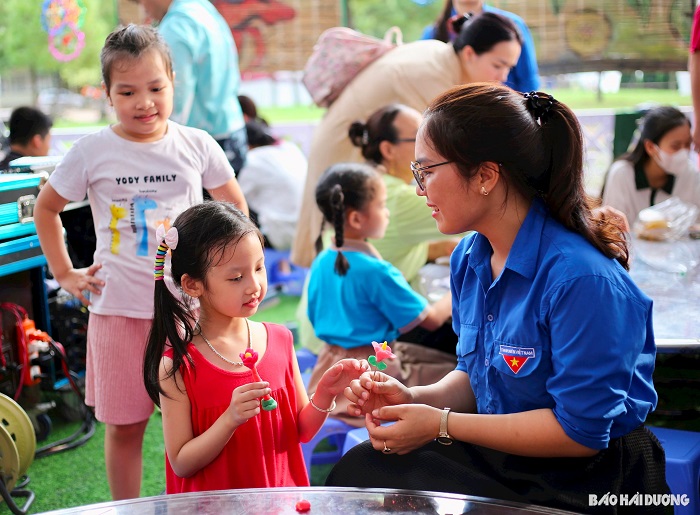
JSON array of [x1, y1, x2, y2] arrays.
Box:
[[382, 441, 391, 453]]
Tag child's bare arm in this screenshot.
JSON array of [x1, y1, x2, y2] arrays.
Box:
[[34, 183, 103, 305], [296, 359, 369, 443], [418, 291, 452, 331], [208, 178, 249, 216]]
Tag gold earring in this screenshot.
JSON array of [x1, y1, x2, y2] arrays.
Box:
[[481, 186, 489, 196]]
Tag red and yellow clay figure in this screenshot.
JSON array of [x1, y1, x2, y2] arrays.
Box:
[[240, 348, 278, 411], [368, 340, 396, 371]]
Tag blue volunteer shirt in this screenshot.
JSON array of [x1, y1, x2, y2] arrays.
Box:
[[308, 248, 429, 349], [420, 4, 540, 93], [451, 200, 657, 450]]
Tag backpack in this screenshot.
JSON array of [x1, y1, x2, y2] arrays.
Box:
[[302, 26, 403, 108]]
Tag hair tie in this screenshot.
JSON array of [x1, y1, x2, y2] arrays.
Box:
[[523, 91, 556, 125], [450, 12, 473, 34], [362, 129, 369, 146], [329, 184, 344, 211], [153, 224, 178, 281]]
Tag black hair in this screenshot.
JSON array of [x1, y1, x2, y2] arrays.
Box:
[[245, 120, 277, 148], [433, 0, 458, 43], [8, 106, 53, 146], [101, 24, 173, 92], [452, 12, 522, 54], [622, 106, 690, 167], [314, 163, 381, 275], [238, 94, 269, 126], [348, 103, 411, 165], [144, 201, 264, 405], [423, 83, 629, 269]]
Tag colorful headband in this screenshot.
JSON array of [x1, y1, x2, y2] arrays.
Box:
[[523, 91, 556, 125], [154, 224, 178, 281]]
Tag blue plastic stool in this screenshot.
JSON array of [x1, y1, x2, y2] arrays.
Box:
[[648, 426, 700, 514], [295, 348, 318, 373], [342, 426, 369, 456], [302, 417, 355, 480], [264, 248, 308, 296]]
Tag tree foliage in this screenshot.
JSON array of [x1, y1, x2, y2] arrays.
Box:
[[349, 0, 443, 42], [0, 0, 116, 90]]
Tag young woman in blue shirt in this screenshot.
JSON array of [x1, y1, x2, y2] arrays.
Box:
[[327, 83, 668, 513]]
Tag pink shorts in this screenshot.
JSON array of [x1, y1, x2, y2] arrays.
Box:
[[85, 313, 154, 425]]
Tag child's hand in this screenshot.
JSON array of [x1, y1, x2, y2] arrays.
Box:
[[316, 358, 369, 398], [226, 381, 271, 428], [57, 263, 104, 306], [344, 370, 411, 418]]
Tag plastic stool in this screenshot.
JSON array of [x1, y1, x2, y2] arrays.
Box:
[[296, 348, 318, 373], [302, 417, 355, 479], [648, 426, 700, 514], [342, 426, 369, 455], [264, 248, 308, 296]]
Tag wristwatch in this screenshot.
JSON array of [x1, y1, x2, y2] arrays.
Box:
[[436, 407, 453, 445]]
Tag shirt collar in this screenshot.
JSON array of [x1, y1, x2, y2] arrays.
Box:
[[634, 160, 675, 194]]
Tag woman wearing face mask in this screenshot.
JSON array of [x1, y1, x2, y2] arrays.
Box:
[[602, 106, 700, 225]]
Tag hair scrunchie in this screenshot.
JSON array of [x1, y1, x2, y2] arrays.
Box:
[[450, 12, 473, 34], [154, 224, 178, 281], [523, 91, 556, 125]]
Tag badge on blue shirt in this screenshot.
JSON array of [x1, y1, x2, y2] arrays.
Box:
[[499, 345, 536, 374]]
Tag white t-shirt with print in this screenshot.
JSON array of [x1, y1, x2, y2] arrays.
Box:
[[48, 121, 235, 318]]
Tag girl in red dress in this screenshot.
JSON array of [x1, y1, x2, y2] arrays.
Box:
[[144, 201, 368, 493]]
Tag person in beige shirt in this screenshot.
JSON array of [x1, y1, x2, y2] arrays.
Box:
[[292, 11, 522, 267]]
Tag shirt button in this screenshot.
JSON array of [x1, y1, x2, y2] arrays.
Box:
[[487, 314, 494, 322], [485, 358, 490, 366]]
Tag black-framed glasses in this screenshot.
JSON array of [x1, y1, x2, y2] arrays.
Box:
[[411, 160, 452, 191], [395, 138, 416, 143]]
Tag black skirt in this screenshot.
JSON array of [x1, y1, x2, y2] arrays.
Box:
[[326, 425, 670, 514]]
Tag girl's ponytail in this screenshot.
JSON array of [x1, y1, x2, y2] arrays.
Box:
[[144, 226, 195, 406], [329, 185, 350, 276], [315, 163, 381, 276]]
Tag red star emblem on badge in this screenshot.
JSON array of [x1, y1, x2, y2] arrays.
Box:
[[502, 354, 529, 374]]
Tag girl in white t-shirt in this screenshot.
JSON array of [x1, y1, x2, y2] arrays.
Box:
[[34, 24, 248, 500]]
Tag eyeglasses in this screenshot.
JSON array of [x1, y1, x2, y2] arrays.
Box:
[[395, 138, 416, 143], [411, 160, 452, 191]]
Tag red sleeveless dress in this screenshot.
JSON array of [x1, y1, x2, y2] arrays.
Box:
[[165, 322, 309, 493]]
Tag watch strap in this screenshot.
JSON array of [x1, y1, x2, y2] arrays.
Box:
[[439, 407, 451, 437]]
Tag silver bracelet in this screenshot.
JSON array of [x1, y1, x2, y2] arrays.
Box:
[[309, 393, 336, 413]]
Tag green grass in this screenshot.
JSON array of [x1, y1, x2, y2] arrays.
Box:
[[548, 87, 691, 111], [0, 410, 165, 515]]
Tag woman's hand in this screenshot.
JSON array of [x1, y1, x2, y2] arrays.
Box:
[[225, 381, 270, 429], [592, 205, 630, 232], [316, 358, 370, 397], [364, 404, 443, 455], [344, 370, 412, 418]]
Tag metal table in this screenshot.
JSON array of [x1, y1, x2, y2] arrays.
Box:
[[36, 486, 577, 514]]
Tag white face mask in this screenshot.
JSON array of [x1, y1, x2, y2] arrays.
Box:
[[653, 146, 690, 174]]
